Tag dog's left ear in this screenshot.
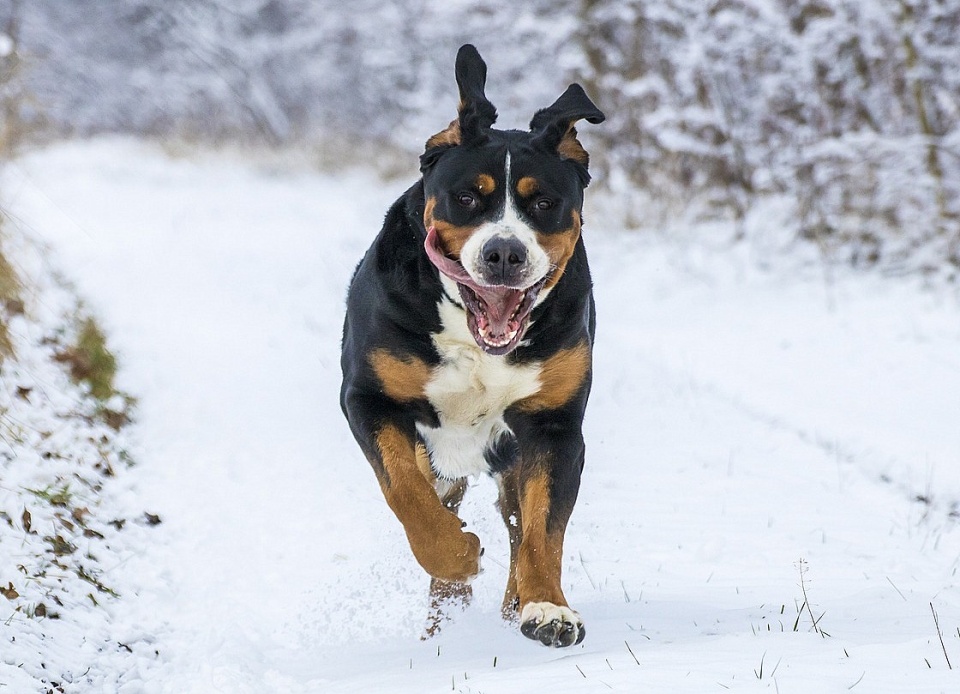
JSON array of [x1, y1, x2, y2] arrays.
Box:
[[422, 44, 498, 170], [530, 84, 605, 175]]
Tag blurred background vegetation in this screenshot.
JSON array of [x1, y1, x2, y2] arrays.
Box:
[[1, 0, 958, 278]]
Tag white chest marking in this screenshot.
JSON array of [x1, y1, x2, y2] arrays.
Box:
[[418, 294, 541, 480]]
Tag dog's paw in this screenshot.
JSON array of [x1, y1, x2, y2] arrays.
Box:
[[418, 529, 482, 584], [451, 530, 483, 584], [519, 602, 585, 647]]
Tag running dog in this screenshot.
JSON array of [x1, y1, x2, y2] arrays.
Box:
[[340, 44, 604, 647]]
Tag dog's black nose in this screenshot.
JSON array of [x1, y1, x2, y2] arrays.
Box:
[[481, 236, 527, 285]]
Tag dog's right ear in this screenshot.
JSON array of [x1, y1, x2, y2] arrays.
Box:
[[422, 44, 498, 171]]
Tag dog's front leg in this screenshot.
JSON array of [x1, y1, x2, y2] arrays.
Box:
[[372, 422, 482, 583], [500, 413, 587, 647]]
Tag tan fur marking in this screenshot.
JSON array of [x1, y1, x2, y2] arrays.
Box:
[[537, 209, 582, 290], [516, 176, 540, 198], [515, 473, 567, 607], [424, 196, 476, 259], [475, 173, 496, 195], [415, 441, 435, 484], [517, 341, 590, 413], [426, 118, 461, 149], [376, 424, 481, 583], [498, 470, 523, 617], [557, 126, 589, 165], [370, 349, 430, 403]]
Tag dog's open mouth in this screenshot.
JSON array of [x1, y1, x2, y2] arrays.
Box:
[[425, 227, 545, 355]]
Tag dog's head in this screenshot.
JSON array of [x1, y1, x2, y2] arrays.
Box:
[[420, 44, 604, 356]]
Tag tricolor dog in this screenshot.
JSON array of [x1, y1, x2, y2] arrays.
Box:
[[340, 44, 604, 647]]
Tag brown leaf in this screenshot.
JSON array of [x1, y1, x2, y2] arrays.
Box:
[[1, 582, 19, 600], [22, 508, 31, 533], [143, 512, 162, 526], [45, 535, 77, 557], [72, 507, 90, 526]]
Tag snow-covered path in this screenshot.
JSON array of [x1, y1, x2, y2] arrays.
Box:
[[3, 140, 958, 693]]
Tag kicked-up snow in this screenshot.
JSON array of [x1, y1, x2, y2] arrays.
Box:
[[1, 139, 958, 693]]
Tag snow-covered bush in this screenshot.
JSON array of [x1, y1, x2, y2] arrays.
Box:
[[6, 0, 960, 276]]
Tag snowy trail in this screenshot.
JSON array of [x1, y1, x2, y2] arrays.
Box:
[[3, 140, 959, 693]]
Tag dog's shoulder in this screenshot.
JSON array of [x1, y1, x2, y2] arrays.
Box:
[[344, 183, 442, 347], [341, 183, 444, 426]]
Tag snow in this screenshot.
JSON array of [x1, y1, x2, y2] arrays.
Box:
[[2, 139, 958, 692]]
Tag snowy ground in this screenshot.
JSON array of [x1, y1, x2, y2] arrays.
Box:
[[2, 139, 958, 693]]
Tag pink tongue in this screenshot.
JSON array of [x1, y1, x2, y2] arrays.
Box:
[[424, 227, 473, 283], [471, 285, 523, 335], [424, 227, 524, 337]]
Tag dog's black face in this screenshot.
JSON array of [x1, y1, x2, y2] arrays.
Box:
[[419, 46, 603, 355]]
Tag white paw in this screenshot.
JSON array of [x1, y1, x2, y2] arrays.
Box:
[[519, 601, 585, 647]]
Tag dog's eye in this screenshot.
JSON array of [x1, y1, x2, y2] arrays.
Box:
[[535, 197, 554, 211], [457, 192, 478, 209]]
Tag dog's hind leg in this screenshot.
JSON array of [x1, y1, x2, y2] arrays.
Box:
[[424, 478, 472, 638], [496, 470, 523, 621]]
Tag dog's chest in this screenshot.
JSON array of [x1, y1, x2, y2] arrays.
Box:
[[417, 296, 541, 480]]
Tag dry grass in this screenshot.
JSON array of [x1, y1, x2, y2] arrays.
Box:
[[0, 219, 24, 360]]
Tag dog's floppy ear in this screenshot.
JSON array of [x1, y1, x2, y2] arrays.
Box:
[[422, 44, 498, 167], [453, 44, 498, 142], [530, 84, 605, 174]]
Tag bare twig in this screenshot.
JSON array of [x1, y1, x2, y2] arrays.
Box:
[[930, 602, 953, 669], [797, 559, 825, 637], [886, 576, 907, 602], [625, 640, 640, 665], [847, 672, 866, 690], [754, 652, 766, 679], [579, 551, 597, 590]]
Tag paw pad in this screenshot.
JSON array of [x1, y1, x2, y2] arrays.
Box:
[[519, 602, 585, 648]]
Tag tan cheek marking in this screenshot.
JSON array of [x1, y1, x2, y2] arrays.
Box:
[[537, 209, 582, 290], [369, 349, 431, 403], [475, 173, 496, 195], [515, 472, 567, 607], [516, 176, 539, 198], [424, 195, 477, 260], [517, 341, 590, 413]]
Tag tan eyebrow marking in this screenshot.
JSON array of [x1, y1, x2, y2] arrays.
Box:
[[516, 176, 539, 198], [475, 173, 496, 195]]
